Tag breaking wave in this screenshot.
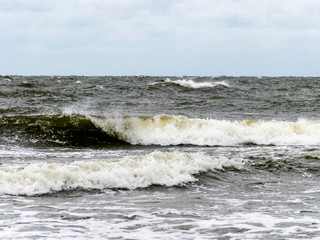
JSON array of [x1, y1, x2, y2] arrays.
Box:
[[1, 114, 320, 146], [161, 78, 229, 89], [91, 115, 320, 146], [0, 151, 239, 196]]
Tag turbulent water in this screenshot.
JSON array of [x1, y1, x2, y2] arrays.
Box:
[[1, 76, 320, 239]]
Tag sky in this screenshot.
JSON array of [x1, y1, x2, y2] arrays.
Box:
[[1, 0, 320, 76]]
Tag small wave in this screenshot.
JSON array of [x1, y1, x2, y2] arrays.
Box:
[[162, 78, 229, 89], [0, 151, 238, 196], [90, 115, 320, 146]]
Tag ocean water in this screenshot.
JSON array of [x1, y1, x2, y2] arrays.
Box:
[[1, 75, 320, 239]]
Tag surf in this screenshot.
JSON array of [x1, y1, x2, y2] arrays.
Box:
[[0, 151, 239, 196]]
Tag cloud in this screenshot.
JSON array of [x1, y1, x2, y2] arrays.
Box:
[[2, 0, 320, 45], [1, 0, 320, 75]]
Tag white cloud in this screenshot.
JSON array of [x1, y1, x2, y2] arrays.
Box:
[[2, 0, 320, 43], [1, 0, 320, 75]]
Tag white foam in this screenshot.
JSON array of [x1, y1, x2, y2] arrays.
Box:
[[163, 78, 229, 88], [0, 151, 239, 196], [90, 115, 320, 146]]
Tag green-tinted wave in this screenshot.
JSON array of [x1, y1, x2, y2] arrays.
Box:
[[0, 114, 127, 147]]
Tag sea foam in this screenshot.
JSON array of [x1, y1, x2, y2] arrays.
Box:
[[90, 115, 320, 146], [0, 151, 238, 196]]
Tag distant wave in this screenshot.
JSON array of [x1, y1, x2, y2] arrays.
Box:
[[0, 151, 239, 195], [1, 114, 320, 147], [157, 78, 229, 89]]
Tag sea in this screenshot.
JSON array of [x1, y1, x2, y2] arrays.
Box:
[[1, 75, 320, 239]]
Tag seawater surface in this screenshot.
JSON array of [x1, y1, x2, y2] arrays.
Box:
[[1, 76, 320, 239]]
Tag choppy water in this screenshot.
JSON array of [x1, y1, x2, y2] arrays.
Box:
[[1, 76, 320, 239]]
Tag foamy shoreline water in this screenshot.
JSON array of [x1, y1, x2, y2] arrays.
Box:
[[0, 151, 243, 195]]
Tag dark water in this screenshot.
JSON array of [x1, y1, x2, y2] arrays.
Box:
[[1, 76, 320, 239]]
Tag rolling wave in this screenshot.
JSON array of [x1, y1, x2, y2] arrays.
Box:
[[0, 151, 239, 195], [1, 114, 320, 146]]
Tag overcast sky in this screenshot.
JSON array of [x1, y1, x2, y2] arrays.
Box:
[[1, 0, 320, 76]]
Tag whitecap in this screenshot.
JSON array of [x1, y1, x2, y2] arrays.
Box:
[[163, 78, 229, 89]]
